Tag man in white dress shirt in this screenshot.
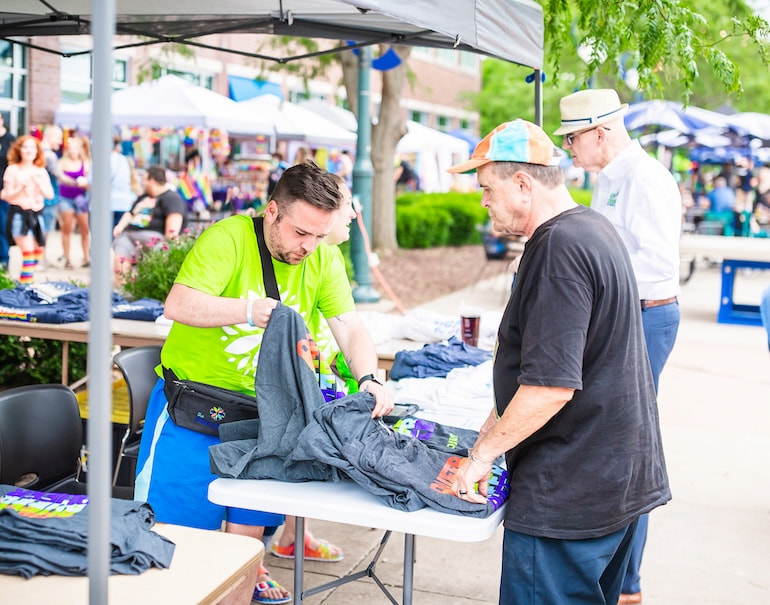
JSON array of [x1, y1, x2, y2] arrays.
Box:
[[556, 89, 681, 605]]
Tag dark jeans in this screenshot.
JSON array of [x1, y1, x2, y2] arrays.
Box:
[[500, 520, 639, 605]]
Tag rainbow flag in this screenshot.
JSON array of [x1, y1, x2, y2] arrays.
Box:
[[177, 173, 197, 203]]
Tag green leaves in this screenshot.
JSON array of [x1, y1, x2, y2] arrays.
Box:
[[540, 0, 769, 102]]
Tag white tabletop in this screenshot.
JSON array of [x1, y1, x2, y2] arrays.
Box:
[[679, 233, 770, 262], [209, 477, 505, 543]]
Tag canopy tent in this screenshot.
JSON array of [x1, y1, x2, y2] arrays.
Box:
[[238, 94, 357, 148], [297, 99, 359, 132], [397, 120, 470, 193], [624, 100, 728, 135], [639, 128, 732, 149], [725, 112, 770, 141], [0, 0, 544, 71], [448, 127, 481, 154], [1, 2, 545, 601], [54, 74, 275, 136]]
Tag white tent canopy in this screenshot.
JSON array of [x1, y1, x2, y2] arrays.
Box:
[[397, 121, 470, 193], [238, 94, 357, 148], [298, 99, 359, 132], [54, 75, 275, 136]]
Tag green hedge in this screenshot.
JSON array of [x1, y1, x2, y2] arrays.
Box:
[[395, 192, 487, 248]]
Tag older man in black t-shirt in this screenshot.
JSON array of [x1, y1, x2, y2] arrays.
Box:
[[447, 120, 670, 605]]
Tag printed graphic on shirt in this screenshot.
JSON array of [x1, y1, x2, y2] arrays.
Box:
[[0, 488, 88, 518], [297, 329, 345, 402], [429, 455, 510, 510], [218, 284, 336, 382], [607, 192, 619, 207], [392, 417, 436, 440]]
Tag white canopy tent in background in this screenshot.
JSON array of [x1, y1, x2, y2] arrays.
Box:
[[0, 1, 544, 602], [297, 99, 359, 132], [54, 74, 275, 137], [397, 121, 470, 192], [238, 94, 357, 152]]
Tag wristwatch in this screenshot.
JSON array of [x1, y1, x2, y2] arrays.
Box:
[[357, 373, 383, 388]]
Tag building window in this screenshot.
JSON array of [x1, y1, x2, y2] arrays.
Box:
[[289, 89, 311, 103], [0, 41, 27, 134], [162, 68, 213, 90], [410, 110, 428, 125], [61, 53, 129, 103], [435, 48, 457, 66], [458, 52, 478, 71], [436, 115, 450, 131]]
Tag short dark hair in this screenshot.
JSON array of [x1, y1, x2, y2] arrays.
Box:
[[271, 163, 340, 214], [146, 165, 166, 184]]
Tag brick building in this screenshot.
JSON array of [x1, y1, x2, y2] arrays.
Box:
[[2, 34, 481, 140]]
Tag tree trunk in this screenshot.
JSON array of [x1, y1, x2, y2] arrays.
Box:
[[341, 45, 411, 253]]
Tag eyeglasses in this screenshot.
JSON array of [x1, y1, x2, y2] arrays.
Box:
[[565, 126, 611, 146]]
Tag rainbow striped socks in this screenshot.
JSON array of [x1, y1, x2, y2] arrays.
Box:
[[20, 250, 35, 284]]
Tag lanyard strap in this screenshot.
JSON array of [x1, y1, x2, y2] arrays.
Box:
[[253, 216, 280, 300]]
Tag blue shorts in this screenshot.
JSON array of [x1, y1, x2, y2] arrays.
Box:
[[59, 194, 89, 214], [10, 211, 45, 239], [135, 378, 284, 530]]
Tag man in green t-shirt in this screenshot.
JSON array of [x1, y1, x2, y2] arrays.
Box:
[[135, 163, 393, 605]]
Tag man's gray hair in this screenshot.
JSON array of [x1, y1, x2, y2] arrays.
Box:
[[491, 161, 564, 188]]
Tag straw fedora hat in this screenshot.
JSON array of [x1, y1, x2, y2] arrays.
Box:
[[553, 89, 629, 136]]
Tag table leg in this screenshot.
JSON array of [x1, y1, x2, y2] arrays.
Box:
[[403, 533, 415, 605], [294, 516, 305, 603], [62, 340, 70, 385]]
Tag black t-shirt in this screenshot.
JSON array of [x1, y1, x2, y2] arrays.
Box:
[[494, 206, 670, 539], [127, 189, 188, 234]]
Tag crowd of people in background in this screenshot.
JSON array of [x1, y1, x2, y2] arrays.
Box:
[[681, 155, 770, 237]]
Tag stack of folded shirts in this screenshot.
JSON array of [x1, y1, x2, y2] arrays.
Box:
[[0, 485, 175, 578]]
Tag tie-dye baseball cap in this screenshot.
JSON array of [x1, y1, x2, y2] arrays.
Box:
[[447, 119, 561, 174]]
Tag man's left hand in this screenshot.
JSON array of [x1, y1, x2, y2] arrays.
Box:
[[452, 456, 491, 504]]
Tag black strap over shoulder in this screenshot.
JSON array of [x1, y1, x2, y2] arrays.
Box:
[[253, 216, 280, 300]]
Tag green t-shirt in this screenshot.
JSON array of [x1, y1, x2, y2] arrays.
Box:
[[161, 214, 355, 395]]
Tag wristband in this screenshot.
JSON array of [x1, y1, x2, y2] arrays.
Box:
[[246, 299, 255, 327], [357, 373, 383, 388], [468, 448, 494, 465]]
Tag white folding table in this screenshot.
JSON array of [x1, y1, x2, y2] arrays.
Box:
[[208, 477, 505, 604]]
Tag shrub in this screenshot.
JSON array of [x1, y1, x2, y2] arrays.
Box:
[[395, 192, 487, 248], [569, 187, 593, 207], [119, 229, 198, 301], [396, 204, 453, 248]]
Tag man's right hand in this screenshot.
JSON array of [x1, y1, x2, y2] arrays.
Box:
[[249, 297, 278, 328]]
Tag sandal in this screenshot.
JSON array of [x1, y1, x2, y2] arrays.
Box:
[[252, 579, 291, 604], [64, 261, 73, 269], [270, 535, 343, 562]]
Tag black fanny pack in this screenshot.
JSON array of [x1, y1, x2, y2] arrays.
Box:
[[163, 367, 259, 436]]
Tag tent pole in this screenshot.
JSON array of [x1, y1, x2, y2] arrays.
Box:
[[534, 70, 543, 126], [351, 46, 380, 303], [88, 0, 115, 602]]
